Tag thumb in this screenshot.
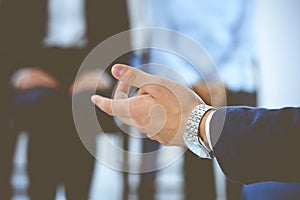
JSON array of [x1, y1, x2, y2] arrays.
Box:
[[111, 64, 155, 88]]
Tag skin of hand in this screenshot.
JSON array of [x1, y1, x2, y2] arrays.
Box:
[[13, 67, 59, 90], [192, 80, 226, 107], [91, 64, 207, 146], [70, 69, 113, 95]]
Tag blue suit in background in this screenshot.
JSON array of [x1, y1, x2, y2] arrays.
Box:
[[131, 0, 257, 199], [242, 182, 300, 200]]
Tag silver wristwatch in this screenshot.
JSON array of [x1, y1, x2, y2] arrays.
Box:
[[183, 104, 215, 159]]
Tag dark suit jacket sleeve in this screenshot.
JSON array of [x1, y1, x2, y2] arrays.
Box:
[[210, 106, 300, 183]]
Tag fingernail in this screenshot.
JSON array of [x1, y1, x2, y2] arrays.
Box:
[[91, 95, 97, 103], [113, 65, 124, 77]]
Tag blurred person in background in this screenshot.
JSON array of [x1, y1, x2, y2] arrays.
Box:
[[0, 0, 130, 199], [130, 0, 257, 199], [0, 58, 15, 199]]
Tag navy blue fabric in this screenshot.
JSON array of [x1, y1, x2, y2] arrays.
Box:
[[12, 88, 56, 104], [241, 182, 300, 200], [211, 107, 300, 183]]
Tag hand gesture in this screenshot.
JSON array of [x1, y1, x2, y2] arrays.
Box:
[[92, 64, 204, 146]]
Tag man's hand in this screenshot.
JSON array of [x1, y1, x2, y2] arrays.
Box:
[[11, 68, 59, 90], [91, 64, 204, 146], [193, 80, 226, 107]]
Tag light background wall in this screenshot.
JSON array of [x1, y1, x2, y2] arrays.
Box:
[[256, 0, 300, 107]]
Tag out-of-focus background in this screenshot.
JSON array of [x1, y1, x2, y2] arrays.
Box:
[[1, 0, 300, 200], [256, 0, 300, 107]]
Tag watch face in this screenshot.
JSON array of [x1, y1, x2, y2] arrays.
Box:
[[183, 134, 211, 158]]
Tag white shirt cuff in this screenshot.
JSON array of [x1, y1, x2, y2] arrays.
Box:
[[205, 110, 216, 150]]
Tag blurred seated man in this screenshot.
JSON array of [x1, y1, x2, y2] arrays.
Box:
[[0, 0, 130, 199]]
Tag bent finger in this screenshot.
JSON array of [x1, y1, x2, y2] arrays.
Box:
[[111, 64, 151, 86], [114, 81, 131, 99]]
